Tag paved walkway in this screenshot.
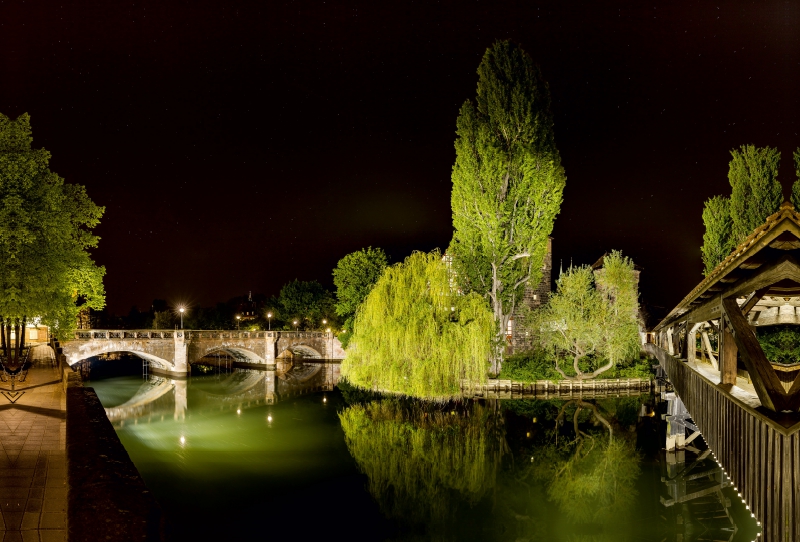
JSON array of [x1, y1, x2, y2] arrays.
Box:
[[0, 346, 66, 542]]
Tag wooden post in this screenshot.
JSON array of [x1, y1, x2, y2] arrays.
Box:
[[721, 316, 738, 385], [687, 323, 702, 363], [701, 330, 718, 370]]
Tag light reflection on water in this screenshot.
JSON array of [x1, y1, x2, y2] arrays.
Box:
[[89, 368, 760, 542]]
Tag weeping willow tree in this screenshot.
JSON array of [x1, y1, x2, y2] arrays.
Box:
[[342, 251, 494, 399], [339, 399, 505, 528]]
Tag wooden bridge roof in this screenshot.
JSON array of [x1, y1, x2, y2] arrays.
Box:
[[655, 201, 800, 331]]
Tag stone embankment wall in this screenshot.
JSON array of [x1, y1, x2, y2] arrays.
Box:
[[466, 377, 653, 399], [51, 339, 166, 541]]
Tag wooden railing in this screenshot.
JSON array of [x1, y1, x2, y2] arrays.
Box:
[[647, 343, 791, 541]]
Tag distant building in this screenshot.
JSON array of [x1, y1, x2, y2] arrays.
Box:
[[237, 291, 260, 321]]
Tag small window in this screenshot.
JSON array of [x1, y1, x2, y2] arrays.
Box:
[[533, 294, 538, 301], [29, 329, 38, 340]]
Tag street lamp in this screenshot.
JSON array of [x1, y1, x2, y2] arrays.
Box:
[[267, 312, 272, 331], [179, 307, 185, 329], [236, 315, 241, 330], [293, 320, 299, 332]]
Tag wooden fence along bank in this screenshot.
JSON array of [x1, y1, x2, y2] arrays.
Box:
[[648, 343, 792, 541], [467, 376, 652, 399]]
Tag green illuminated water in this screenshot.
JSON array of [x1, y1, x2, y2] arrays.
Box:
[[90, 368, 760, 541]]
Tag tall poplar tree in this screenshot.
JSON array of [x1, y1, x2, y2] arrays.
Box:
[[0, 113, 105, 359], [449, 40, 566, 369], [700, 195, 734, 275], [791, 149, 800, 211], [728, 144, 782, 243]]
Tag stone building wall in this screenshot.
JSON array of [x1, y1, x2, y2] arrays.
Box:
[[509, 237, 552, 351]]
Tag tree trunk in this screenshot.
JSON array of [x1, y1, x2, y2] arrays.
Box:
[[13, 318, 20, 365], [4, 319, 10, 364], [13, 328, 18, 364], [490, 264, 510, 375], [0, 317, 6, 359], [19, 316, 26, 358]]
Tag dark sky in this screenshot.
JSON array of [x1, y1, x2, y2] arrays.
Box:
[[1, 1, 798, 318]]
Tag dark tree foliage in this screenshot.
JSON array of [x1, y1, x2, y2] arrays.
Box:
[[792, 149, 800, 211], [728, 144, 782, 244], [333, 247, 387, 347], [276, 279, 336, 331], [700, 195, 734, 275], [0, 113, 105, 357]]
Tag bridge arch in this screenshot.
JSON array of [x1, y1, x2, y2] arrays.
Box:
[[67, 347, 174, 370], [193, 347, 264, 365], [277, 345, 322, 360]]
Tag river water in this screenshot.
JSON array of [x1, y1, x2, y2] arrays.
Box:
[[89, 364, 760, 541]]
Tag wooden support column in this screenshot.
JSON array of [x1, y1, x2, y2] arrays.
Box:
[[720, 316, 738, 386], [687, 323, 702, 363], [667, 327, 674, 356], [701, 330, 718, 370]]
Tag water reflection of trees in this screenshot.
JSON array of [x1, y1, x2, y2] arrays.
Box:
[[500, 397, 642, 541], [339, 399, 506, 529], [340, 395, 644, 540], [340, 396, 652, 541]]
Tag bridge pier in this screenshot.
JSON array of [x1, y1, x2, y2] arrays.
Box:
[[173, 332, 188, 376], [265, 335, 277, 369]]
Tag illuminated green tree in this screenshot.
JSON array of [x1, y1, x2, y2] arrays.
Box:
[[728, 144, 782, 244], [531, 251, 639, 380], [449, 40, 566, 371], [0, 113, 105, 357], [700, 195, 734, 275], [342, 251, 493, 399], [332, 246, 387, 348]]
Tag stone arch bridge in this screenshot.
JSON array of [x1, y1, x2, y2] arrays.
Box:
[[61, 330, 345, 377]]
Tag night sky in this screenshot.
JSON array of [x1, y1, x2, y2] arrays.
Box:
[[2, 1, 798, 319]]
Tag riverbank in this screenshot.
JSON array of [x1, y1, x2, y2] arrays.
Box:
[[48, 339, 166, 542]]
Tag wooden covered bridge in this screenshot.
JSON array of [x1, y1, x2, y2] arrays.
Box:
[[649, 201, 800, 541]]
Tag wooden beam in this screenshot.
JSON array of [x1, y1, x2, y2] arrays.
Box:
[[724, 255, 800, 300], [657, 255, 800, 331], [741, 287, 770, 316], [720, 316, 738, 386], [687, 323, 703, 363], [721, 298, 785, 411], [701, 330, 718, 370]]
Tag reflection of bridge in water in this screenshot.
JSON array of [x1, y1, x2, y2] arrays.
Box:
[[103, 361, 340, 427]]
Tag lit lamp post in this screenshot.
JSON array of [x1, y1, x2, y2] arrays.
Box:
[[179, 307, 185, 329], [293, 320, 299, 332], [236, 315, 241, 331], [267, 312, 272, 331]]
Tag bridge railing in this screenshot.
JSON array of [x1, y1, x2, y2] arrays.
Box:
[[72, 330, 335, 340]]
